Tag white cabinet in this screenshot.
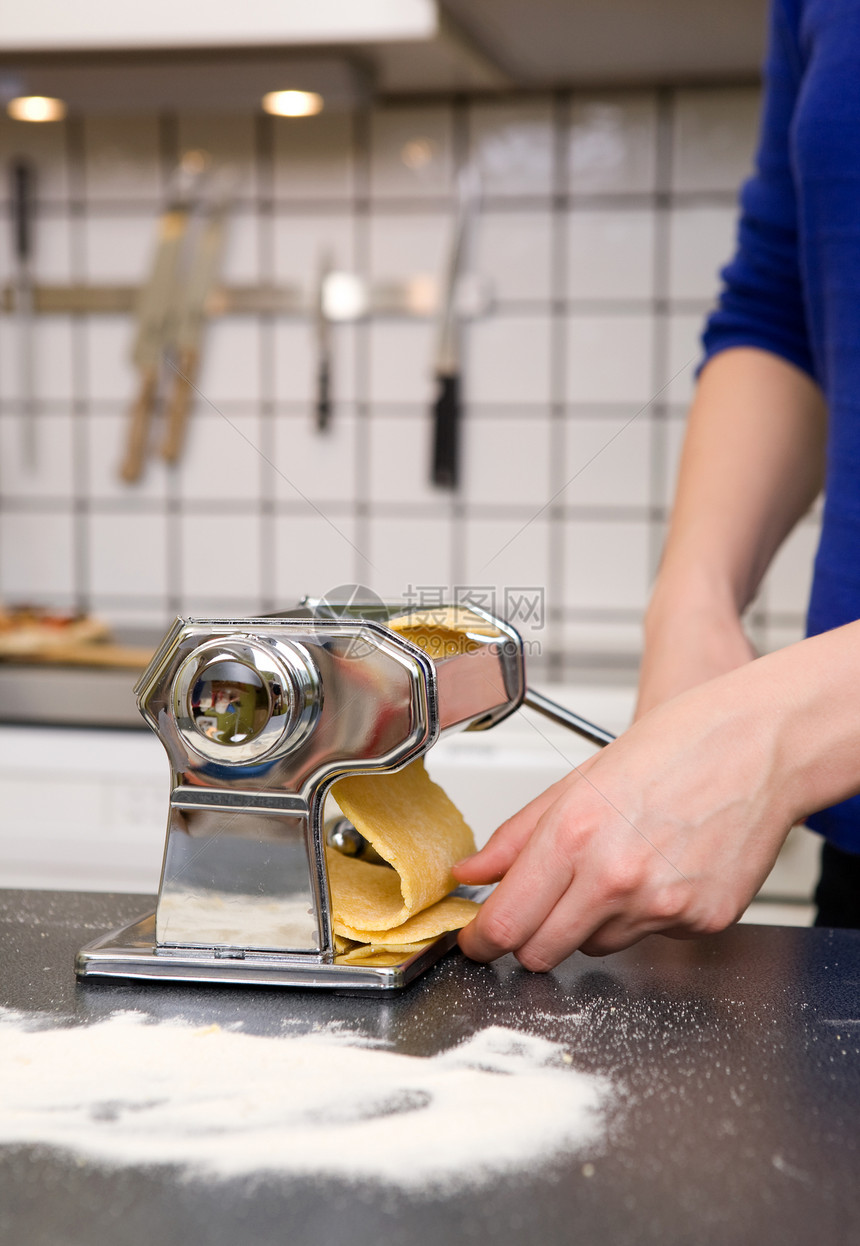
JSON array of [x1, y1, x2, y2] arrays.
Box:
[[0, 726, 167, 892]]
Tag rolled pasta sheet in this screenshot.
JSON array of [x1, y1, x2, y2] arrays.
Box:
[[329, 759, 477, 938], [326, 609, 493, 956]]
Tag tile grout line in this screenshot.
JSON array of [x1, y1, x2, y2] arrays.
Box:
[[546, 87, 571, 678], [352, 103, 372, 592], [256, 109, 277, 614], [449, 93, 469, 595], [66, 113, 90, 617], [160, 113, 183, 622], [647, 87, 675, 599]]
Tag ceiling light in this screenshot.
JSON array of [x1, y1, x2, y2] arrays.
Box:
[[401, 138, 435, 170], [7, 95, 66, 122], [262, 90, 323, 118]]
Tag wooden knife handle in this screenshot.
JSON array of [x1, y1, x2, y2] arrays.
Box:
[[431, 371, 461, 489], [161, 349, 197, 463], [119, 366, 158, 483]]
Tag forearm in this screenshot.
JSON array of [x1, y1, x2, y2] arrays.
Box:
[[751, 620, 860, 821], [652, 346, 826, 620], [636, 347, 828, 716]]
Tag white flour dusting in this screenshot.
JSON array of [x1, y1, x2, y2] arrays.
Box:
[[0, 1008, 609, 1188]]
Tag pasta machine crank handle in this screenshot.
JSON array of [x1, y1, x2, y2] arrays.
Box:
[[523, 688, 616, 749]]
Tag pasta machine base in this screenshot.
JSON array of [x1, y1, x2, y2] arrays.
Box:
[[77, 911, 465, 992]]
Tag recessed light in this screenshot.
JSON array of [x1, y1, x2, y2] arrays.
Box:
[[401, 138, 436, 170], [262, 90, 323, 118], [7, 95, 67, 123]]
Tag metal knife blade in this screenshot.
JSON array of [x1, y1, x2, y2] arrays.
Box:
[[10, 158, 36, 470], [431, 164, 480, 489], [313, 249, 334, 432]]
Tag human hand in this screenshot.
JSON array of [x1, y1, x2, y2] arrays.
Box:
[[453, 661, 795, 971]]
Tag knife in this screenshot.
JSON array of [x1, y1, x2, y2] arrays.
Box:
[[119, 165, 201, 483], [10, 158, 36, 469], [313, 249, 334, 432], [160, 173, 233, 463], [431, 165, 479, 489]]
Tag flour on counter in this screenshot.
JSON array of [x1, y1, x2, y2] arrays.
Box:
[[0, 1008, 609, 1188]]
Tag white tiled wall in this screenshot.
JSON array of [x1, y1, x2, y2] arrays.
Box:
[[0, 86, 819, 669]]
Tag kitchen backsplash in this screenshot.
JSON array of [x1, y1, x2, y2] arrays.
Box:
[[0, 86, 820, 673]]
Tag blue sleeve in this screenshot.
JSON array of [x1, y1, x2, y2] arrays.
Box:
[[701, 0, 816, 380]]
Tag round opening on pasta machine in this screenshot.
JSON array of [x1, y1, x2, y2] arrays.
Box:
[[172, 636, 320, 764], [189, 660, 272, 747]]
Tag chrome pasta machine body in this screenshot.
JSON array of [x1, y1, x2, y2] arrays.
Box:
[[76, 601, 614, 991]]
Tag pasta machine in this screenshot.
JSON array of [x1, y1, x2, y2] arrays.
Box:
[[76, 600, 614, 992]]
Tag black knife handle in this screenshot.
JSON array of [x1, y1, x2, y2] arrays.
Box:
[[316, 357, 331, 432], [431, 371, 461, 489], [11, 158, 34, 262]]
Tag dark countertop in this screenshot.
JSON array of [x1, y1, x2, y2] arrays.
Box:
[[2, 888, 859, 1246]]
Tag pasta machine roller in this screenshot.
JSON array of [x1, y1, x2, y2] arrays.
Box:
[[76, 600, 614, 991]]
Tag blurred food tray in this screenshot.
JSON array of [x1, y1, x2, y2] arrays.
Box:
[[0, 628, 158, 728]]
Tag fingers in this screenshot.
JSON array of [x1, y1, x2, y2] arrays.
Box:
[[518, 904, 665, 968], [511, 844, 697, 968], [452, 772, 578, 884], [457, 794, 586, 962], [494, 895, 606, 972], [462, 868, 682, 971], [456, 774, 697, 971]]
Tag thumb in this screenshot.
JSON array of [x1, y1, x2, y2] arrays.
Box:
[[452, 772, 574, 884]]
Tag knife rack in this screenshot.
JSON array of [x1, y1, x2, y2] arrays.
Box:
[[0, 273, 492, 322]]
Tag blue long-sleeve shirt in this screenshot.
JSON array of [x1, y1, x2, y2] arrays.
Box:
[[701, 0, 860, 852]]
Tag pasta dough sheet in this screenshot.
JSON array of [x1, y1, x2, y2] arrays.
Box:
[[329, 759, 479, 948], [327, 609, 494, 959], [335, 894, 482, 948], [389, 605, 501, 637], [387, 606, 501, 661]]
